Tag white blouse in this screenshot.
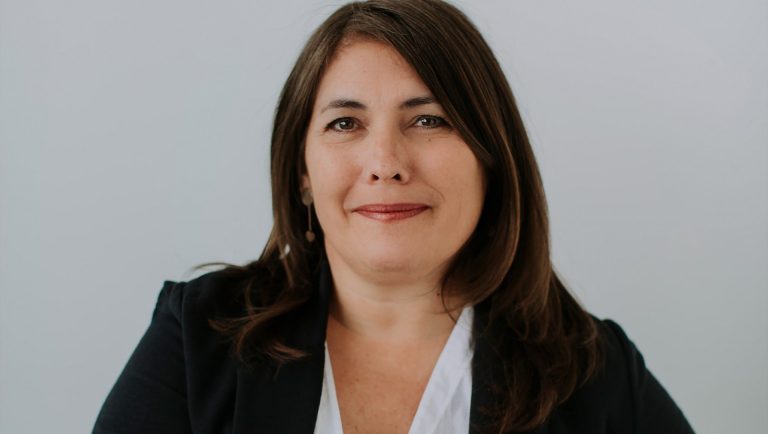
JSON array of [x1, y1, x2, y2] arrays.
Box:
[[314, 307, 475, 434]]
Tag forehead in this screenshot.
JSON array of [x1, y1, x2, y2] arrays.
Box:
[[313, 39, 431, 107]]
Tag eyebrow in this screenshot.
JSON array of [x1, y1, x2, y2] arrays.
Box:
[[319, 95, 438, 113]]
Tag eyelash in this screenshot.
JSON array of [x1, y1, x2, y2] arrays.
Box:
[[324, 115, 451, 133]]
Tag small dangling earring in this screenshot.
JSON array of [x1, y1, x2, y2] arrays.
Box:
[[301, 189, 315, 242]]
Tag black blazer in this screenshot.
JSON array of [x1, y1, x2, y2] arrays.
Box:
[[93, 261, 694, 433]]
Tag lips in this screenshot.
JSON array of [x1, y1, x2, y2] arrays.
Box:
[[353, 203, 429, 222]]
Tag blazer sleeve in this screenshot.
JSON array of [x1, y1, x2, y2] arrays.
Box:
[[602, 319, 695, 434], [93, 281, 192, 434]]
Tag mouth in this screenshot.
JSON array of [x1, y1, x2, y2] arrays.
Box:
[[353, 203, 430, 222]]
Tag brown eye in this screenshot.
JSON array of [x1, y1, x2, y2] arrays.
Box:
[[415, 115, 448, 128], [328, 118, 357, 132]]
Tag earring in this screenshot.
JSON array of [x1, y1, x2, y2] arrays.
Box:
[[301, 189, 315, 242]]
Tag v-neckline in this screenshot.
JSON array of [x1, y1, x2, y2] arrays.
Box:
[[316, 306, 475, 434]]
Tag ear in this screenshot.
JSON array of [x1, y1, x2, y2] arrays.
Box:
[[301, 174, 311, 191]]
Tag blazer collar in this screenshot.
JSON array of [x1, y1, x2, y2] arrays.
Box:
[[232, 258, 501, 433]]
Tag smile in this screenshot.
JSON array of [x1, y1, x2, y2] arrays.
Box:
[[353, 203, 429, 222]]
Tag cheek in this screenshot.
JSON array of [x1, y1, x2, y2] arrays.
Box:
[[305, 145, 357, 217], [444, 155, 486, 239], [306, 143, 344, 189], [422, 144, 485, 202]]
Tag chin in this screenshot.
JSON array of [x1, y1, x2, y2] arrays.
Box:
[[325, 235, 447, 281], [362, 255, 418, 274], [357, 245, 438, 277]]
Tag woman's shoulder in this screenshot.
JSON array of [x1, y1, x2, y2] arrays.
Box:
[[150, 267, 260, 374], [94, 268, 260, 433], [588, 316, 671, 402], [550, 316, 693, 433], [155, 265, 269, 323], [585, 317, 644, 400], [592, 317, 643, 383]]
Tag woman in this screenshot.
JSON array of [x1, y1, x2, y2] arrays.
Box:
[[94, 1, 694, 433]]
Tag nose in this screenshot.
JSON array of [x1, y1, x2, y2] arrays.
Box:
[[363, 127, 410, 184]]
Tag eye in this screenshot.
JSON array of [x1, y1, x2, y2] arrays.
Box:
[[326, 117, 357, 132], [414, 115, 449, 129]]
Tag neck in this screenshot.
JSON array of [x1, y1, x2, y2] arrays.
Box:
[[325, 250, 463, 343]]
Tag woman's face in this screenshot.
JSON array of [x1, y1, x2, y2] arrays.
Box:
[[303, 39, 485, 284]]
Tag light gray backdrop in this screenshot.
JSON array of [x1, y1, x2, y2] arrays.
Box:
[[1, 1, 766, 433]]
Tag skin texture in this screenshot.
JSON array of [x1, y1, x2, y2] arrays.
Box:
[[303, 39, 486, 433]]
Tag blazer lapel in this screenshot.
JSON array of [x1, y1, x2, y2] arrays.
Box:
[[469, 299, 502, 434], [232, 260, 332, 434], [469, 302, 548, 434]]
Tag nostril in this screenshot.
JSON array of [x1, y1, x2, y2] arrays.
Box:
[[369, 171, 401, 181]]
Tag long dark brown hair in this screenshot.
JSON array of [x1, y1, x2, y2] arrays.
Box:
[[206, 0, 602, 432]]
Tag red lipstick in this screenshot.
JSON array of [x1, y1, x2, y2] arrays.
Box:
[[353, 203, 429, 222]]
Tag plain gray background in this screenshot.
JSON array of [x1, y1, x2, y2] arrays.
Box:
[[1, 0, 766, 433]]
